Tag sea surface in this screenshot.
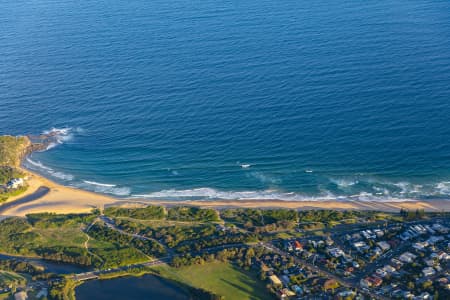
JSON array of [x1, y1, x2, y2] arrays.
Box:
[[1, 0, 450, 202]]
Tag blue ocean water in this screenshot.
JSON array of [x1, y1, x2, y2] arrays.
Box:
[[1, 0, 450, 201]]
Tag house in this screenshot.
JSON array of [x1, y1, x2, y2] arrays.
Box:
[[376, 269, 387, 278], [291, 285, 303, 295], [399, 252, 416, 263], [424, 259, 435, 267], [383, 265, 396, 274], [377, 241, 391, 251], [360, 278, 371, 289], [354, 241, 369, 252], [7, 178, 24, 189], [294, 241, 303, 251], [328, 247, 344, 258], [14, 291, 28, 300], [414, 292, 431, 300], [269, 275, 283, 287], [368, 277, 383, 287], [422, 267, 435, 277], [374, 229, 384, 237], [277, 288, 295, 299], [413, 242, 428, 251], [283, 241, 293, 252], [323, 279, 339, 290]]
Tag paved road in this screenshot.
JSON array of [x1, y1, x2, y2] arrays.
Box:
[[0, 186, 50, 215]]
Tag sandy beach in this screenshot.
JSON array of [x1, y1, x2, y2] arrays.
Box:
[[0, 168, 118, 216], [1, 167, 449, 217]]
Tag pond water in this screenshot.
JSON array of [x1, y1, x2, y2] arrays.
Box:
[[76, 275, 190, 300]]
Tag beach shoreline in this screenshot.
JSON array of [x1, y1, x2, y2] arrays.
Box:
[[0, 165, 449, 216]]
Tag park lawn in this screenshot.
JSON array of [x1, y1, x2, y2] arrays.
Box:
[[157, 262, 275, 300]]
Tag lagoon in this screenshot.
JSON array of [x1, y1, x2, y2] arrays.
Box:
[[76, 275, 189, 300]]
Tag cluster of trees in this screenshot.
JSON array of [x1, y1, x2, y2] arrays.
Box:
[[36, 246, 96, 267], [0, 166, 26, 202], [48, 278, 78, 300], [222, 208, 364, 231], [0, 259, 44, 276], [26, 213, 95, 228], [104, 205, 219, 222], [0, 217, 38, 255], [297, 210, 362, 223], [167, 207, 219, 222], [400, 208, 426, 220], [0, 135, 30, 167], [247, 220, 297, 233], [171, 246, 270, 270], [115, 219, 219, 248], [221, 208, 298, 227], [0, 166, 23, 185], [104, 206, 165, 220], [176, 232, 257, 253], [88, 223, 166, 257]]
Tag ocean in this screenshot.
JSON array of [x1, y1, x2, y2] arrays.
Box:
[[1, 0, 450, 202]]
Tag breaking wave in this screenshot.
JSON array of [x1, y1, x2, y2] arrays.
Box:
[[39, 127, 84, 150], [78, 181, 131, 196], [83, 180, 117, 187], [129, 176, 450, 202], [24, 157, 75, 181], [132, 188, 336, 201]]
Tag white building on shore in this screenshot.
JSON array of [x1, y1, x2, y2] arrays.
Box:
[[7, 178, 24, 189]]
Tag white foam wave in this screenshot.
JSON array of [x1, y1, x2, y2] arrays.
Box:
[[436, 181, 450, 194], [25, 158, 74, 181], [25, 157, 53, 171], [45, 143, 58, 150], [247, 172, 282, 184], [330, 178, 359, 188], [52, 172, 74, 181], [131, 188, 334, 201], [83, 180, 117, 187], [78, 181, 130, 196], [40, 127, 79, 150]]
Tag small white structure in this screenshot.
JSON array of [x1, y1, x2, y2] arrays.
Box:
[[7, 178, 24, 189], [377, 241, 391, 251], [422, 267, 435, 277]]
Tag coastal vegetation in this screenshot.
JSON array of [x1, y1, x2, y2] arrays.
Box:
[[0, 135, 31, 202], [0, 213, 160, 268], [0, 166, 27, 203], [105, 205, 219, 222], [87, 223, 166, 258], [104, 205, 165, 220], [0, 136, 30, 167]]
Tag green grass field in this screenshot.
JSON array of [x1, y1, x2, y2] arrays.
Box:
[[157, 262, 275, 300]]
